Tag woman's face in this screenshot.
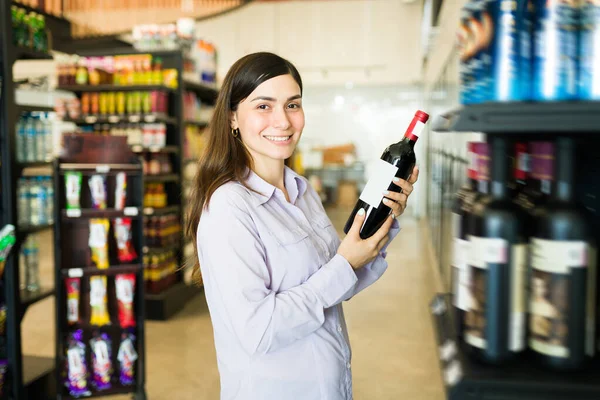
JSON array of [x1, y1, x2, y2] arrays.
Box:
[[232, 74, 304, 165]]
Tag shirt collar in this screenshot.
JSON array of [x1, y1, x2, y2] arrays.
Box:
[[244, 166, 307, 207]]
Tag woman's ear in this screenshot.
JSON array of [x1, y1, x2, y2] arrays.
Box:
[[230, 111, 238, 130]]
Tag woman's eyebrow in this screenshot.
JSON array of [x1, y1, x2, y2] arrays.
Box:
[[251, 94, 302, 102]]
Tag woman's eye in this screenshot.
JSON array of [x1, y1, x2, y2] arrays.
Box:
[[257, 104, 269, 110], [288, 103, 301, 109]]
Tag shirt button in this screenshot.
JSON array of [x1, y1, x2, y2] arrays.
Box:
[[346, 362, 351, 369], [337, 325, 343, 333]]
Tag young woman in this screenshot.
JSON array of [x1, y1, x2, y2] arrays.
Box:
[[186, 52, 419, 400]]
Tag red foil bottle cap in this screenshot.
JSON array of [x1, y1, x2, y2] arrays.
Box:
[[414, 110, 430, 122], [405, 110, 430, 141]]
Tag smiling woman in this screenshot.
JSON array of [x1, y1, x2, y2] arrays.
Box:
[[185, 52, 418, 400]]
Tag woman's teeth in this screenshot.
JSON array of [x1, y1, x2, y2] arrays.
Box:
[[265, 135, 291, 142]]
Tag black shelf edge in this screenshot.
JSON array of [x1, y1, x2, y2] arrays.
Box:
[[144, 174, 180, 183], [131, 145, 179, 154], [20, 287, 55, 308], [61, 264, 142, 277], [59, 163, 142, 171], [17, 160, 53, 170], [429, 294, 600, 400], [143, 205, 180, 216], [57, 84, 177, 93], [61, 207, 142, 220], [62, 112, 177, 125], [15, 47, 53, 61], [143, 242, 182, 254], [16, 104, 55, 113], [145, 281, 201, 320], [182, 79, 218, 101], [184, 119, 209, 127], [19, 223, 54, 235], [62, 385, 139, 400], [432, 102, 600, 134]]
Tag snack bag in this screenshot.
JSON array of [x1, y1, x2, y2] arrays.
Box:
[[114, 218, 137, 263], [66, 278, 81, 325], [65, 329, 91, 398], [115, 172, 127, 210], [117, 331, 138, 385], [65, 171, 82, 210], [88, 175, 107, 210], [116, 274, 136, 328], [90, 332, 112, 391], [89, 219, 109, 269], [89, 276, 110, 326]]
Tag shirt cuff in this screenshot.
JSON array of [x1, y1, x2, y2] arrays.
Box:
[[307, 254, 358, 308]]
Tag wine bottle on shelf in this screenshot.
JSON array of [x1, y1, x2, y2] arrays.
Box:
[[529, 137, 596, 370], [511, 142, 529, 201], [343, 110, 429, 239], [463, 137, 527, 365], [451, 142, 489, 339]]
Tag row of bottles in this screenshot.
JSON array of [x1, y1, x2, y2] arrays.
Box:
[[11, 5, 49, 52], [451, 137, 596, 370], [16, 113, 53, 163], [18, 176, 54, 228], [19, 234, 40, 292]]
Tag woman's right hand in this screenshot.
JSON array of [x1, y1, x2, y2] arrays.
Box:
[[337, 209, 394, 270]]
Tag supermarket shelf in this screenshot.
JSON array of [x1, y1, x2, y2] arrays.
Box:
[[57, 84, 177, 93], [17, 161, 53, 171], [19, 223, 54, 235], [23, 355, 56, 398], [143, 205, 180, 216], [60, 264, 142, 277], [60, 163, 142, 172], [143, 242, 181, 255], [131, 145, 179, 153], [184, 119, 209, 127], [15, 47, 53, 61], [144, 173, 180, 182], [145, 281, 202, 321], [61, 207, 142, 220], [432, 102, 600, 134], [62, 385, 140, 400], [16, 104, 55, 113], [20, 287, 55, 309], [182, 79, 218, 101], [63, 112, 177, 125], [183, 157, 198, 164], [429, 294, 600, 400]]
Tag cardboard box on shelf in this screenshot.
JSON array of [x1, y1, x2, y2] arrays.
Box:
[[337, 180, 358, 208]]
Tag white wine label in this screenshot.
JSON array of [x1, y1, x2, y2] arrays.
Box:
[[529, 239, 592, 358], [483, 238, 508, 264], [586, 247, 597, 357], [464, 236, 489, 349], [359, 159, 399, 208], [444, 360, 462, 387], [510, 244, 527, 352], [453, 238, 471, 311], [412, 120, 426, 138], [518, 153, 531, 173]]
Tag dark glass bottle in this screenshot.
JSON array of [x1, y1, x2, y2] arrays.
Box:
[[512, 142, 529, 200], [343, 110, 429, 239], [529, 137, 596, 370], [463, 137, 527, 364]]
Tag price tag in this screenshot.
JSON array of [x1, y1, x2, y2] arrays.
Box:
[[68, 268, 83, 278], [131, 145, 143, 153], [439, 340, 457, 362], [144, 115, 156, 122], [66, 209, 81, 218], [444, 360, 462, 387], [124, 207, 139, 216], [96, 165, 110, 173], [143, 207, 154, 216], [149, 146, 161, 153], [85, 116, 97, 123], [129, 115, 141, 123], [108, 115, 120, 123]]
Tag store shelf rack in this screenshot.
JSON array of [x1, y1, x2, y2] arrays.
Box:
[[429, 101, 600, 400], [53, 135, 147, 400], [62, 112, 178, 126]]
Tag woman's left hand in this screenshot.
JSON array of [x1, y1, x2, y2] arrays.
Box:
[[382, 165, 419, 219]]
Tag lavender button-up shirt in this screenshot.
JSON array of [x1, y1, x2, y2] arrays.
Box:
[[197, 167, 400, 400]]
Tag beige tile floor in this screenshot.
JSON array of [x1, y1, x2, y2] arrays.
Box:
[[22, 209, 444, 399]]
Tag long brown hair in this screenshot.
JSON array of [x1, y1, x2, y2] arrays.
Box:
[[185, 52, 303, 283]]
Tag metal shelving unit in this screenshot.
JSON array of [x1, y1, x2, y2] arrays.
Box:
[[430, 103, 600, 400]]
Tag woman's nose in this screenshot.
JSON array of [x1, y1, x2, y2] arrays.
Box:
[[272, 107, 291, 130]]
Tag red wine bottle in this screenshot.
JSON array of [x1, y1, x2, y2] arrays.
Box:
[[529, 137, 596, 370], [463, 137, 527, 365], [343, 110, 429, 239], [452, 142, 489, 339]]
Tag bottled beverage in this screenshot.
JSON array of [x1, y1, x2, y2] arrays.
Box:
[[43, 116, 53, 161], [529, 138, 596, 370], [511, 142, 529, 204], [34, 116, 45, 162], [463, 137, 527, 364], [22, 235, 40, 292], [579, 0, 600, 100], [18, 178, 30, 227], [45, 177, 54, 224], [343, 110, 429, 239], [24, 116, 37, 162], [29, 178, 41, 226], [16, 116, 26, 162]]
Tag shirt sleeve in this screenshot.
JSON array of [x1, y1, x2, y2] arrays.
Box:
[[197, 188, 358, 357]]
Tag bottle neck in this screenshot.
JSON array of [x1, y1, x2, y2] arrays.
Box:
[[490, 137, 509, 199], [399, 135, 417, 148], [554, 138, 575, 202]]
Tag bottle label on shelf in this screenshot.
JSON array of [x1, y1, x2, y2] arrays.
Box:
[[443, 359, 462, 387], [66, 209, 82, 218], [529, 239, 597, 358], [358, 159, 399, 208], [452, 237, 471, 311], [124, 207, 139, 216], [68, 268, 83, 278], [96, 165, 110, 173], [464, 235, 492, 350], [509, 244, 527, 352]]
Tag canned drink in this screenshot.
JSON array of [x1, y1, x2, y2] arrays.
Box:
[[469, 0, 487, 104], [579, 0, 600, 99], [533, 0, 580, 101], [520, 0, 535, 100]]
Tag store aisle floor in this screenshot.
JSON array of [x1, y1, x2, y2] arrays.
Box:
[[22, 209, 444, 399]]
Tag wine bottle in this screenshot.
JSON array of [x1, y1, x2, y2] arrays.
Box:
[[529, 137, 596, 370], [512, 142, 529, 200], [343, 110, 429, 239], [463, 137, 527, 364]]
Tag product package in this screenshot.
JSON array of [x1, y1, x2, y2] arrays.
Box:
[[114, 218, 137, 263], [66, 278, 81, 325], [89, 175, 107, 210], [116, 274, 136, 328], [65, 329, 91, 398], [0, 304, 5, 336], [90, 332, 113, 391], [115, 172, 127, 210], [89, 219, 110, 269], [580, 0, 600, 100], [0, 360, 6, 398], [90, 276, 110, 326], [0, 224, 16, 279], [117, 331, 138, 385], [65, 171, 83, 210]]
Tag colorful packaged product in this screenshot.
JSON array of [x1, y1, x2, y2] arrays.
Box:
[[115, 172, 127, 210], [90, 332, 112, 391], [580, 0, 600, 100], [118, 332, 138, 385], [65, 330, 91, 398], [114, 218, 137, 263], [66, 278, 81, 325], [90, 276, 110, 326], [116, 274, 136, 328], [65, 171, 82, 210], [89, 219, 110, 269], [89, 175, 107, 210]]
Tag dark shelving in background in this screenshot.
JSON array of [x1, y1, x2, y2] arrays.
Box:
[[56, 84, 177, 93], [143, 204, 180, 216], [16, 104, 55, 114], [62, 112, 178, 126], [144, 174, 180, 183], [131, 145, 179, 154], [182, 79, 218, 101], [184, 119, 209, 127]]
